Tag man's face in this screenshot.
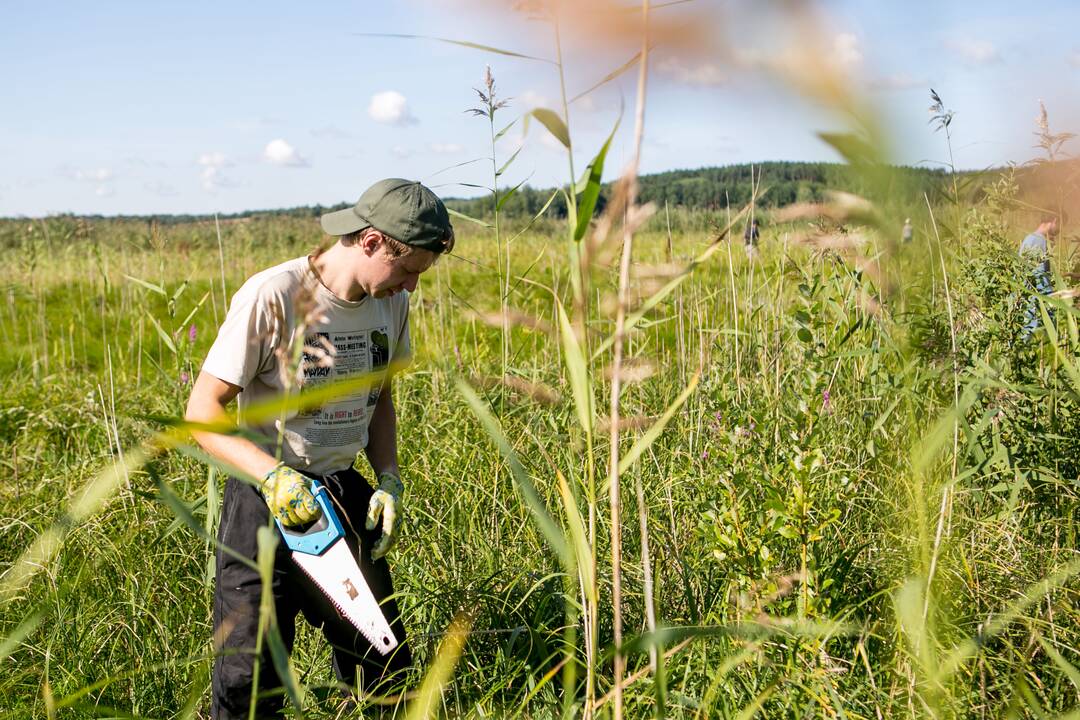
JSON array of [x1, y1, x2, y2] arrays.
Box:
[[367, 241, 438, 298], [1048, 219, 1060, 238]]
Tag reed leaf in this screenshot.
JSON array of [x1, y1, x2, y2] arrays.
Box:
[[574, 122, 618, 242], [555, 296, 593, 438], [618, 371, 700, 475], [527, 108, 571, 149], [455, 379, 573, 570]]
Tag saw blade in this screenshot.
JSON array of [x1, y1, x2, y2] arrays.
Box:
[[290, 539, 399, 655]]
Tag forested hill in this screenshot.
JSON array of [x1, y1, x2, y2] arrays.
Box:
[[443, 161, 953, 221]]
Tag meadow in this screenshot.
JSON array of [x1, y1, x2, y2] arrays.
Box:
[[0, 168, 1078, 719], [2, 11, 1080, 717]]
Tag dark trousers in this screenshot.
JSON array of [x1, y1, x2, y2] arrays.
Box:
[[211, 467, 411, 719]]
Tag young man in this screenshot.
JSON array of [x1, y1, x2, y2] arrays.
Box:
[[185, 178, 454, 718], [1019, 213, 1061, 336]]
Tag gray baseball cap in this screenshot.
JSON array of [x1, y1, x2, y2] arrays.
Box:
[[320, 178, 455, 253]]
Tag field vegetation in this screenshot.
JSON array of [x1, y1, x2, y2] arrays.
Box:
[[1, 4, 1079, 719]]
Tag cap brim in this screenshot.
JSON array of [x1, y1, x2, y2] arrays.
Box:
[[320, 207, 370, 236]]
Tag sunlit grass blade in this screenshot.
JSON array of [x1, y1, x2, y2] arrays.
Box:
[[0, 611, 43, 663], [356, 33, 553, 63], [0, 447, 151, 606], [456, 378, 573, 570], [555, 295, 593, 439], [618, 371, 699, 475], [569, 50, 646, 104], [939, 553, 1080, 679], [405, 612, 473, 720], [590, 200, 755, 360], [447, 207, 493, 228]]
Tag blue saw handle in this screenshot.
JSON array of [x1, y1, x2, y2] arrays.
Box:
[[274, 478, 344, 555]]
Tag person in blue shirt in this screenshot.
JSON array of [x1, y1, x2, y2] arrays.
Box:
[[1019, 213, 1062, 337]]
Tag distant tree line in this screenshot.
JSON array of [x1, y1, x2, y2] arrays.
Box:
[[6, 159, 1073, 228], [444, 161, 956, 220]]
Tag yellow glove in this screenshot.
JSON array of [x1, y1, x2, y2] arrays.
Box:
[[260, 464, 320, 527], [366, 472, 404, 560]]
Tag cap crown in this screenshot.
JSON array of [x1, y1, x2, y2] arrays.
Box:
[[320, 178, 454, 253]]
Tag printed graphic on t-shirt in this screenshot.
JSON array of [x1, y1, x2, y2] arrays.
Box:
[[367, 330, 389, 407], [296, 327, 389, 446]]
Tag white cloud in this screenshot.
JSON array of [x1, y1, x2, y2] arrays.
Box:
[[658, 56, 726, 86], [198, 152, 234, 192], [869, 72, 924, 91], [95, 185, 115, 198], [198, 152, 229, 169], [368, 91, 417, 126], [264, 138, 309, 167], [832, 33, 863, 68], [1069, 50, 1080, 68], [518, 90, 551, 109], [946, 37, 1000, 65], [429, 142, 463, 154]]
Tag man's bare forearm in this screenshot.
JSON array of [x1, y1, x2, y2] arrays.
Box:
[[186, 371, 280, 481], [364, 381, 400, 480]]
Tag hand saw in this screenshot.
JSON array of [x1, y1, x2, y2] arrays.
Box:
[[274, 479, 399, 655]]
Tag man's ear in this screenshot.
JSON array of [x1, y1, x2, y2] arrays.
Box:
[[360, 230, 383, 255]]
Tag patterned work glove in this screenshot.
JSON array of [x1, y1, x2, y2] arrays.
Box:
[[366, 472, 404, 560], [259, 464, 321, 527]]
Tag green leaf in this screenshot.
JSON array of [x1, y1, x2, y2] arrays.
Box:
[[555, 297, 593, 438], [355, 33, 553, 63], [494, 118, 518, 142], [177, 291, 211, 332], [447, 207, 493, 228], [124, 274, 166, 296], [528, 108, 571, 149], [570, 50, 646, 104], [506, 189, 560, 244], [574, 120, 619, 242], [818, 131, 881, 167], [170, 280, 189, 304], [147, 313, 177, 355], [619, 372, 700, 475], [555, 470, 592, 601], [496, 177, 529, 212], [496, 146, 522, 177]]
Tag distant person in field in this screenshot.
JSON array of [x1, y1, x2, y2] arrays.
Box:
[[902, 217, 913, 244], [185, 179, 454, 718], [744, 217, 760, 257], [1019, 212, 1062, 337]]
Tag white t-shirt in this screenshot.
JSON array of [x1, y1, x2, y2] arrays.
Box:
[[202, 256, 411, 475]]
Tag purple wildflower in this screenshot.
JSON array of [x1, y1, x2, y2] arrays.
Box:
[[188, 324, 197, 343], [822, 389, 831, 412], [180, 370, 190, 385]]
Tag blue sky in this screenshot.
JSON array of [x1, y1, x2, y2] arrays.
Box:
[[2, 0, 1078, 217]]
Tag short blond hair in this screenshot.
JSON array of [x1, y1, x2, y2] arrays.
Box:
[[340, 227, 453, 259]]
